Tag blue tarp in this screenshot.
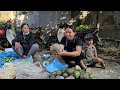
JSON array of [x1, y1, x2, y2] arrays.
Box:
[[45, 58, 68, 73]]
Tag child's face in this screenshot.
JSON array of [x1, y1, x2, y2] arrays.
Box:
[[85, 39, 93, 46], [22, 25, 30, 33], [65, 28, 76, 40]]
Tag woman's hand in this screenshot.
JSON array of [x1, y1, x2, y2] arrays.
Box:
[[15, 42, 20, 50], [22, 55, 27, 58], [57, 49, 67, 56]]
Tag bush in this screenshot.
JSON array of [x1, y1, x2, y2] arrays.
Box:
[[76, 24, 91, 31], [0, 25, 5, 30], [0, 22, 6, 25], [0, 22, 6, 30]]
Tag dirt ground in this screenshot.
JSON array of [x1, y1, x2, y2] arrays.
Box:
[[86, 60, 120, 79], [33, 49, 120, 79]]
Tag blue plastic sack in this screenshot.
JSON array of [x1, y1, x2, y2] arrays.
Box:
[[0, 51, 20, 68], [0, 58, 3, 68], [13, 55, 33, 64], [45, 58, 68, 72], [0, 63, 3, 68], [0, 51, 19, 59], [0, 59, 4, 68]]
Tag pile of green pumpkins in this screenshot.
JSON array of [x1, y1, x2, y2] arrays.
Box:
[[48, 65, 96, 79]]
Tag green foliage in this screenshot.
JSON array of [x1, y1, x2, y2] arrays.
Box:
[[0, 21, 6, 30], [0, 21, 17, 30], [76, 24, 91, 31], [0, 22, 6, 25]]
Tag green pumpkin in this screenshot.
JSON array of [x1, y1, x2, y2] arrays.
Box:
[[55, 76, 64, 79], [63, 73, 68, 78], [49, 73, 55, 79], [73, 71, 81, 79], [56, 70, 62, 76], [65, 68, 75, 75]]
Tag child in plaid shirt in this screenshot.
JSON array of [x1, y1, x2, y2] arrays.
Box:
[[80, 34, 105, 70]]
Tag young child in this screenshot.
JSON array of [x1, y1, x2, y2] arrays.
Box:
[[80, 34, 105, 70]]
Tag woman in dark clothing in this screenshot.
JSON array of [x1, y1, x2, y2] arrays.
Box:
[[12, 23, 39, 58], [58, 25, 84, 67]]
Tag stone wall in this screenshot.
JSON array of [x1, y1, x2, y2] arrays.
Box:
[[15, 11, 71, 29], [80, 11, 120, 40]]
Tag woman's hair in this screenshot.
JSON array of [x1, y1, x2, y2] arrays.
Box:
[[65, 25, 76, 32], [21, 23, 30, 29]]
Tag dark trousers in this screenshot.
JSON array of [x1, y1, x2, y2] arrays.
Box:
[[61, 52, 84, 67]]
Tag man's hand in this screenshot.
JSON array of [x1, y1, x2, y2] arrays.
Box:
[[15, 42, 20, 50]]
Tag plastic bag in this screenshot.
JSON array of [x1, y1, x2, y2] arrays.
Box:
[[45, 58, 68, 73], [0, 63, 16, 79], [13, 55, 33, 65], [16, 63, 49, 79], [5, 48, 14, 53], [0, 51, 19, 59], [0, 51, 19, 68], [0, 62, 3, 68]]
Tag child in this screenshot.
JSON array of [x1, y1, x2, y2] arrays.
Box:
[[80, 34, 105, 70]]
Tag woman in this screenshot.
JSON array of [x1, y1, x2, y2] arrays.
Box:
[[12, 23, 39, 58], [58, 25, 84, 67]]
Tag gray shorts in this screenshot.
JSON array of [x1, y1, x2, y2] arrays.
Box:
[[82, 58, 95, 65]]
